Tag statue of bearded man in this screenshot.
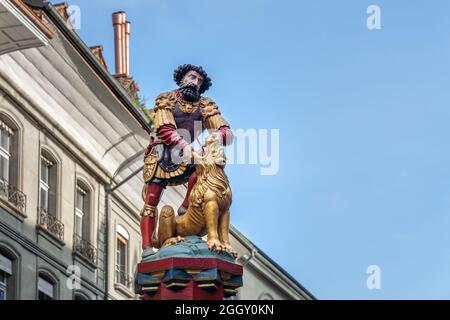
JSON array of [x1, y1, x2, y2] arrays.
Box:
[[140, 64, 234, 257]]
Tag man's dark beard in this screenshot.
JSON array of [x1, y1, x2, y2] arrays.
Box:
[[179, 85, 201, 102]]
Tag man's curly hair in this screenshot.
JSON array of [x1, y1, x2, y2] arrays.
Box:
[[173, 64, 212, 94]]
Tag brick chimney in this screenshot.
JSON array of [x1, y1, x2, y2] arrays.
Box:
[[112, 11, 138, 99]]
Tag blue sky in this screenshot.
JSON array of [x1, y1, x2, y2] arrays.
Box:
[[68, 0, 450, 299]]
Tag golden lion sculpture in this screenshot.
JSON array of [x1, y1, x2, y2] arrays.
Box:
[[153, 132, 237, 258]]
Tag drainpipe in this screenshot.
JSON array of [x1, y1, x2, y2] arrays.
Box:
[[104, 184, 111, 300], [239, 249, 257, 267]]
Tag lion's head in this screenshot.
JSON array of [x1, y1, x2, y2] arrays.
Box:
[[190, 132, 231, 209], [194, 132, 227, 174]]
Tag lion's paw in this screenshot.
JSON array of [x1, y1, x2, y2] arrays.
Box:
[[207, 239, 223, 253]]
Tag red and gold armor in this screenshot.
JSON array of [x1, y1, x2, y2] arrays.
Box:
[[140, 90, 233, 250]]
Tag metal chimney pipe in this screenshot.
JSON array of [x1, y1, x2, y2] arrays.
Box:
[[120, 14, 126, 76], [112, 11, 126, 75], [125, 21, 131, 77]]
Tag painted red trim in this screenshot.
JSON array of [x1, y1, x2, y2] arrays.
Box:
[[138, 257, 243, 275]]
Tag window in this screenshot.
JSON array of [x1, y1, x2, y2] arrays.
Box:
[[0, 116, 18, 187], [40, 160, 49, 211], [75, 182, 90, 241], [75, 186, 85, 238], [40, 154, 57, 216], [0, 123, 11, 182], [0, 253, 12, 300], [37, 150, 64, 240], [115, 225, 129, 286], [38, 274, 55, 300], [116, 239, 127, 284], [0, 270, 7, 300], [73, 180, 96, 265], [0, 248, 17, 300], [0, 115, 25, 214]]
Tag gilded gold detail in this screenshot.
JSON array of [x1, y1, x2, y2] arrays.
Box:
[[154, 133, 237, 258], [200, 97, 229, 130], [176, 95, 200, 113], [198, 283, 217, 289], [185, 269, 202, 275], [150, 271, 166, 279], [142, 286, 159, 291], [165, 282, 187, 289], [224, 288, 238, 293], [140, 205, 157, 218], [151, 92, 177, 130], [154, 164, 187, 180], [143, 147, 158, 183]]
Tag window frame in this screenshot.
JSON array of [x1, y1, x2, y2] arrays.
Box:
[[0, 111, 22, 191], [0, 246, 20, 300], [115, 234, 128, 285], [39, 157, 52, 212], [37, 271, 58, 301], [115, 225, 129, 286], [0, 131, 10, 183], [75, 184, 89, 240], [39, 148, 60, 218], [0, 121, 12, 183]]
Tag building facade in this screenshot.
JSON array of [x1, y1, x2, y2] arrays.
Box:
[[0, 0, 313, 300]]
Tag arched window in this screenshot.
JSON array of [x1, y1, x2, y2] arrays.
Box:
[[73, 179, 96, 265], [115, 225, 130, 287], [74, 180, 91, 241], [0, 246, 18, 300], [0, 113, 25, 214], [0, 115, 18, 186], [40, 149, 57, 216], [38, 149, 63, 241], [37, 272, 57, 300]]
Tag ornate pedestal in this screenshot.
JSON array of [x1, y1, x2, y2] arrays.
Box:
[[135, 236, 243, 300]]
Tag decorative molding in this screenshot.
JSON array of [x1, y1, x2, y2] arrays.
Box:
[[0, 196, 26, 222], [0, 181, 27, 218], [114, 282, 134, 299], [36, 225, 65, 250], [73, 234, 98, 268], [37, 207, 64, 243]]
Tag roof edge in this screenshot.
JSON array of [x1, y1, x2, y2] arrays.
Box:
[[10, 0, 54, 38], [230, 225, 317, 300], [43, 2, 151, 134]]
